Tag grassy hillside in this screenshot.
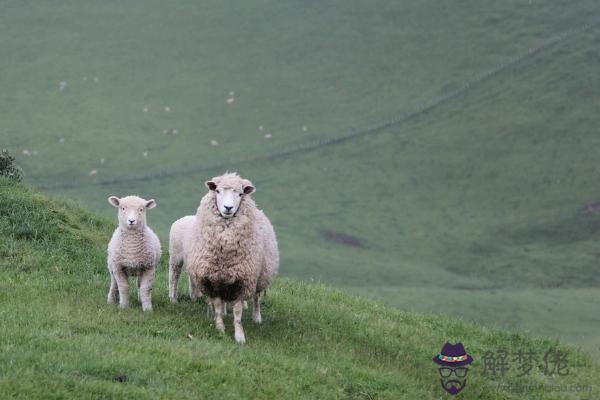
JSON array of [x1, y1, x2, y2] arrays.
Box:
[[2, 0, 600, 356], [0, 177, 598, 399]]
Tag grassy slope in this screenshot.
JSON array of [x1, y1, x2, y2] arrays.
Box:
[[0, 177, 598, 399], [2, 0, 600, 355]]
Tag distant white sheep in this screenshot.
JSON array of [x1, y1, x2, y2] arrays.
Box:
[[170, 173, 279, 343], [106, 196, 161, 312]]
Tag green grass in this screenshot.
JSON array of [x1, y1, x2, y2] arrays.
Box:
[[2, 0, 600, 358], [1, 177, 599, 399]]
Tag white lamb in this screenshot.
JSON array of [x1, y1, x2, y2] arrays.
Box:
[[168, 215, 201, 302], [169, 173, 279, 343], [107, 195, 161, 312]]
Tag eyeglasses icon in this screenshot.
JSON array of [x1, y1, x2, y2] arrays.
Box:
[[439, 367, 468, 378]]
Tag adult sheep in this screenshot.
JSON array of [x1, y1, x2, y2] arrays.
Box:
[[169, 172, 279, 343], [107, 195, 161, 312], [169, 217, 247, 311]]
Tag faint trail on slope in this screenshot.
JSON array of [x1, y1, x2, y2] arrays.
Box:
[[38, 17, 600, 190]]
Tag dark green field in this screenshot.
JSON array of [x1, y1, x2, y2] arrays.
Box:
[[2, 0, 599, 362]]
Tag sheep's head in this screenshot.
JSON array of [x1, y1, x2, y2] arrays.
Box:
[[205, 173, 254, 219], [108, 195, 156, 230]]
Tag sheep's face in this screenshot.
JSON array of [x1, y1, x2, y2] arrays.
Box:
[[205, 177, 254, 219], [108, 195, 156, 230]]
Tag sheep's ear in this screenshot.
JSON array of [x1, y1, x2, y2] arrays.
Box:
[[242, 180, 255, 195], [205, 181, 217, 191], [145, 199, 157, 209], [108, 196, 120, 207]]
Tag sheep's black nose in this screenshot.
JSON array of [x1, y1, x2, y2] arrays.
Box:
[[224, 205, 233, 212], [128, 219, 135, 224]]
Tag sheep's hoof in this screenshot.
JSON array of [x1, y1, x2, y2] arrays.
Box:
[[215, 321, 225, 333], [252, 313, 262, 324], [169, 297, 178, 304], [235, 331, 246, 344], [107, 292, 118, 304], [142, 305, 153, 312]]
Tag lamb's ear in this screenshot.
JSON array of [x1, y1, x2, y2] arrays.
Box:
[[108, 196, 120, 207], [145, 199, 157, 209], [242, 180, 255, 195], [205, 181, 217, 191]]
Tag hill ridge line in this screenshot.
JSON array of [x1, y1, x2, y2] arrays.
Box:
[[37, 16, 600, 190]]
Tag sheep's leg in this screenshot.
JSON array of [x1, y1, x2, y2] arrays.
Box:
[[223, 300, 245, 315], [205, 297, 214, 318], [212, 298, 225, 333], [188, 275, 202, 302], [168, 258, 183, 303], [107, 269, 119, 304], [113, 267, 130, 309], [252, 293, 262, 324], [139, 268, 155, 312], [233, 300, 246, 344]]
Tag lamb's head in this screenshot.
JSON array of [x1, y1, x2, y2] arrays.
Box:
[[108, 195, 156, 230], [205, 173, 255, 219]]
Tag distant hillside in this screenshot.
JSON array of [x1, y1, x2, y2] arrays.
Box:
[[2, 0, 600, 356], [0, 177, 598, 399]]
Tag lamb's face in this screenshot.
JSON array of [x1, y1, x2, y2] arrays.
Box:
[[108, 195, 156, 229], [205, 176, 255, 219]]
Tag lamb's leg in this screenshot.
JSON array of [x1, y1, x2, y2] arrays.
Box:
[[113, 267, 130, 309], [107, 269, 119, 304], [212, 297, 225, 333], [233, 300, 246, 344], [139, 268, 155, 312], [252, 293, 262, 324], [168, 258, 183, 303]]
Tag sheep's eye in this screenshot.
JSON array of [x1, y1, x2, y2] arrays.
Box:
[[139, 208, 144, 212], [239, 193, 243, 197], [121, 207, 125, 211], [216, 190, 220, 194]]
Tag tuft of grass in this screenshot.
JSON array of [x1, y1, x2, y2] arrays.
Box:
[[0, 149, 23, 182], [0, 178, 599, 398]]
